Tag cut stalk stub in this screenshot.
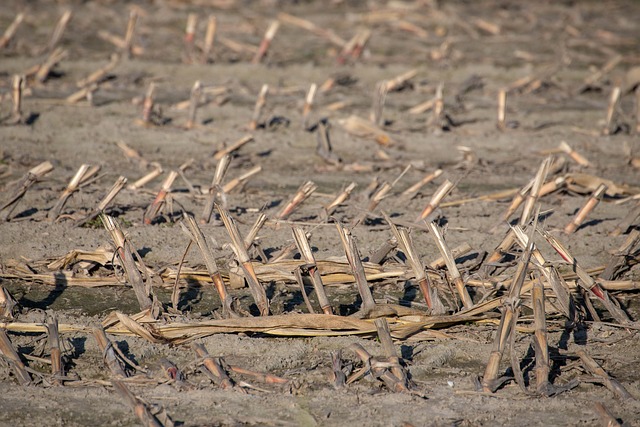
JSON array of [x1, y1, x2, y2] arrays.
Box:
[[564, 183, 607, 234], [428, 222, 473, 309], [416, 179, 454, 222]]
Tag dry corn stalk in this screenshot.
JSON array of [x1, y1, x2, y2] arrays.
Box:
[[249, 84, 268, 130], [277, 12, 345, 47], [511, 225, 574, 320], [371, 80, 388, 127], [139, 82, 156, 126], [35, 47, 68, 83], [76, 53, 120, 88], [48, 164, 101, 221], [497, 178, 533, 225], [564, 183, 607, 234], [183, 13, 197, 62], [401, 169, 443, 200], [216, 204, 269, 316], [428, 83, 445, 130], [128, 165, 162, 191], [352, 180, 393, 227], [323, 182, 356, 219], [1, 161, 53, 221], [577, 350, 633, 399], [6, 74, 24, 124], [115, 140, 146, 167], [97, 30, 143, 55], [66, 83, 98, 104], [559, 141, 590, 167], [520, 157, 551, 226], [428, 222, 473, 309], [276, 181, 317, 220], [0, 12, 24, 49], [582, 55, 622, 89], [213, 135, 253, 161], [143, 171, 178, 225], [123, 9, 138, 58], [338, 115, 396, 146], [252, 20, 280, 64], [488, 158, 550, 263], [0, 328, 31, 385], [316, 119, 341, 166], [227, 364, 288, 385], [185, 80, 203, 129], [243, 212, 267, 252], [610, 200, 640, 236], [496, 88, 507, 131], [601, 229, 640, 280], [0, 287, 17, 319], [337, 28, 370, 64], [222, 166, 261, 193], [181, 214, 236, 317], [45, 10, 72, 53], [102, 214, 154, 312], [531, 277, 551, 395], [47, 315, 64, 385], [539, 229, 630, 324], [427, 242, 472, 270], [75, 175, 127, 227], [292, 227, 333, 314], [385, 215, 445, 313], [602, 86, 621, 135], [200, 155, 231, 224], [336, 223, 376, 314], [112, 380, 170, 427], [200, 15, 217, 63], [373, 318, 411, 392], [302, 83, 317, 129], [416, 179, 455, 221], [384, 69, 417, 92], [481, 226, 534, 392], [92, 326, 127, 377], [193, 343, 235, 390]]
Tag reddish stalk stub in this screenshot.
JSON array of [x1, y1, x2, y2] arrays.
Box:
[[252, 20, 280, 64], [538, 229, 617, 304], [216, 204, 269, 316], [564, 183, 607, 234], [184, 13, 197, 44]]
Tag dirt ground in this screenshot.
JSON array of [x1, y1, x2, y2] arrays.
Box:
[[1, 0, 640, 426]]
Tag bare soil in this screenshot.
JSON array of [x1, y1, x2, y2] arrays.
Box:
[[1, 1, 640, 426]]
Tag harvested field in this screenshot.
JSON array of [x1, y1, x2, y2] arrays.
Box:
[[1, 0, 640, 426]]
